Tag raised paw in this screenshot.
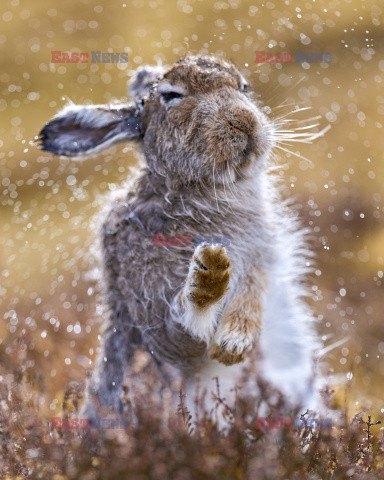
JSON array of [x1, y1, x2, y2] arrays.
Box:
[[186, 244, 231, 309]]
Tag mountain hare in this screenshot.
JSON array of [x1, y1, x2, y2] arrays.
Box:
[[38, 55, 322, 420]]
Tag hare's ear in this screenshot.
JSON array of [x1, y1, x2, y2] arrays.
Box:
[[37, 103, 142, 159], [129, 65, 165, 100]]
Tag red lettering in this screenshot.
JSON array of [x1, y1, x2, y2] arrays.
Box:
[[51, 51, 61, 63], [170, 235, 181, 247], [255, 51, 266, 63], [62, 418, 70, 429], [61, 52, 71, 63], [274, 52, 283, 63], [284, 52, 293, 63], [284, 419, 293, 429], [51, 417, 62, 429], [266, 418, 275, 429], [80, 418, 90, 429], [255, 417, 267, 429], [274, 418, 284, 429], [153, 234, 165, 246], [71, 52, 79, 63], [80, 52, 89, 63], [70, 418, 79, 429]]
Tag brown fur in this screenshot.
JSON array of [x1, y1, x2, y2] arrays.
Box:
[[39, 55, 316, 418], [208, 267, 267, 365], [208, 344, 245, 366], [185, 245, 231, 309], [163, 58, 242, 94]]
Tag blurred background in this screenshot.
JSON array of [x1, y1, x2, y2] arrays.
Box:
[[0, 0, 383, 420]]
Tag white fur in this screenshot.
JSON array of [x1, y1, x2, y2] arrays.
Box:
[[171, 244, 227, 343], [184, 356, 249, 421], [212, 322, 254, 354], [179, 303, 221, 344], [182, 172, 322, 419]]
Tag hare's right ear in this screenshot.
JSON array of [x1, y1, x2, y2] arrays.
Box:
[[37, 103, 142, 159], [129, 65, 165, 101]]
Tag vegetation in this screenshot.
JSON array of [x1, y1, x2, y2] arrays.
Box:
[[1, 350, 383, 480]]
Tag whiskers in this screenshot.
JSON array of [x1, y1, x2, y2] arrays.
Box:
[[268, 104, 331, 167], [211, 158, 237, 214]]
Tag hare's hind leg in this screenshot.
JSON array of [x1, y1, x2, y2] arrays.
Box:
[[209, 266, 266, 365], [82, 300, 140, 420], [260, 277, 320, 410]]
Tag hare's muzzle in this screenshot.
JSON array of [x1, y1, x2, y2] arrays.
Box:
[[201, 96, 264, 167], [182, 86, 271, 176], [225, 108, 257, 137]]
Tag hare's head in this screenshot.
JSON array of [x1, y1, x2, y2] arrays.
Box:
[[38, 55, 273, 185]]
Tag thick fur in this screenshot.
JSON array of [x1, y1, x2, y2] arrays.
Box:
[[38, 55, 322, 420]]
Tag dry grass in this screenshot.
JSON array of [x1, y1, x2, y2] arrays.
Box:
[[0, 348, 383, 480]]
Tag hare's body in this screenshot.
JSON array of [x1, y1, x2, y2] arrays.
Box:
[[38, 55, 322, 420], [93, 167, 318, 415]]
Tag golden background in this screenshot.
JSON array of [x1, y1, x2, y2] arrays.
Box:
[[0, 0, 383, 418]]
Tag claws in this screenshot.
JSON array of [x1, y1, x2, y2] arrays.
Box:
[[208, 344, 245, 366]]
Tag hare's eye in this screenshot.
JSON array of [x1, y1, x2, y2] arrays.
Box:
[[241, 83, 249, 92], [161, 91, 184, 103]]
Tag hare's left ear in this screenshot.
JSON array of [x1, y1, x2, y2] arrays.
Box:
[[38, 103, 142, 159]]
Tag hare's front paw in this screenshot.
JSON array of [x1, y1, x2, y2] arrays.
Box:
[[208, 343, 245, 366], [186, 244, 231, 309], [208, 329, 252, 365], [208, 314, 261, 366]]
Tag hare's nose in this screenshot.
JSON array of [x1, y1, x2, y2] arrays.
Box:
[[225, 108, 257, 136]]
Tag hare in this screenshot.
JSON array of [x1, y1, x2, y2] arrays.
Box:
[[38, 55, 322, 420]]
